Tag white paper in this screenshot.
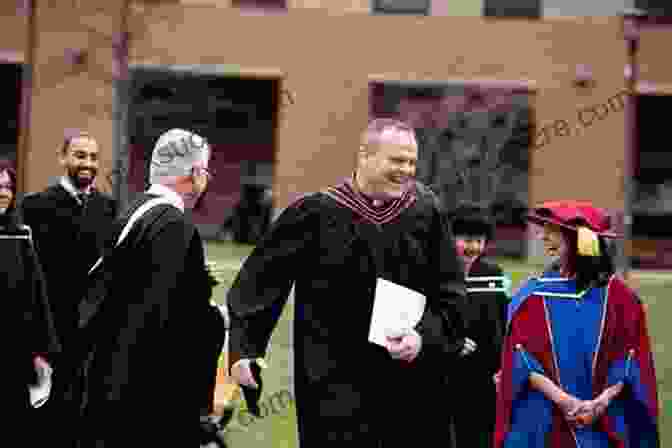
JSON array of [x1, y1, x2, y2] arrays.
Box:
[[368, 278, 426, 347], [28, 367, 52, 408]]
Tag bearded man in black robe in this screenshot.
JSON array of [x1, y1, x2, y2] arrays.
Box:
[[20, 131, 117, 447], [78, 129, 219, 447], [227, 118, 469, 447]]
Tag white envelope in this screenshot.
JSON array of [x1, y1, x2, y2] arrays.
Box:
[[368, 278, 426, 347], [28, 367, 52, 408]]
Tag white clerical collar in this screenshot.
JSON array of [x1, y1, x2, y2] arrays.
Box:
[[146, 183, 184, 212], [60, 176, 91, 204]]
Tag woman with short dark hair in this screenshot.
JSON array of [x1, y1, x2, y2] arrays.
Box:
[[449, 201, 509, 448]]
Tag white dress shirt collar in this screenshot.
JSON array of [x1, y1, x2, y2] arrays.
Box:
[[146, 183, 184, 212]]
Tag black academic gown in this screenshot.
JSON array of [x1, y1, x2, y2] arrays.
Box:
[[78, 193, 215, 448], [450, 258, 508, 448], [20, 184, 117, 352], [227, 180, 466, 447], [20, 184, 116, 446], [0, 212, 60, 439]]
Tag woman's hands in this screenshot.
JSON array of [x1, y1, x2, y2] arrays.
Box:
[[565, 382, 624, 426]]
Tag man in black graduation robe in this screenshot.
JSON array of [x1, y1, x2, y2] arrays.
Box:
[[78, 129, 216, 447], [19, 132, 117, 447], [448, 202, 509, 448], [228, 119, 468, 447], [0, 162, 61, 442]]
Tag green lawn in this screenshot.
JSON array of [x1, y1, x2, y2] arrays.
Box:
[[207, 241, 670, 447]]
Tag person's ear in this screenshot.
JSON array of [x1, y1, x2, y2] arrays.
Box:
[[58, 148, 67, 168]]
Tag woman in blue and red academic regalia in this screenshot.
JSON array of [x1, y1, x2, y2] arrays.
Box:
[[495, 200, 659, 448]]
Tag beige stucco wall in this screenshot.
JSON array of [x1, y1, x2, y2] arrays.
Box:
[[2, 3, 669, 214]]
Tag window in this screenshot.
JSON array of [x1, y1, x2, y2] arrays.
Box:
[[633, 94, 672, 227], [483, 0, 541, 19], [635, 0, 672, 17], [372, 0, 430, 15], [231, 0, 287, 11]]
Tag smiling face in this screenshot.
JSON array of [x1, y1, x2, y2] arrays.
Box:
[[455, 235, 487, 267], [171, 149, 212, 210], [540, 222, 570, 260], [0, 170, 13, 213], [60, 135, 99, 189], [356, 127, 417, 200]]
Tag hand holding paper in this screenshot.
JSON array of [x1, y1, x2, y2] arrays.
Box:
[[386, 328, 422, 362], [29, 356, 52, 408], [369, 278, 426, 361]]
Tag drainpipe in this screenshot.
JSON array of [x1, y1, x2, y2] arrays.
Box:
[[18, 0, 36, 196], [112, 0, 131, 209], [620, 8, 645, 278]]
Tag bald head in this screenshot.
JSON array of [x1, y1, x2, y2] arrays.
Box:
[[360, 118, 417, 154], [355, 118, 418, 200]]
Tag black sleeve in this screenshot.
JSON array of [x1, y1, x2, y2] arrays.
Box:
[[482, 263, 507, 373], [23, 237, 61, 361], [226, 195, 318, 365], [415, 202, 467, 362], [18, 195, 41, 254]]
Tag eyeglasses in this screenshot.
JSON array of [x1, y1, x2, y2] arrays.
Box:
[[194, 167, 214, 179]]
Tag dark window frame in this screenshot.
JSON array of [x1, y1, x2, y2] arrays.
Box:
[[483, 0, 541, 19], [371, 0, 431, 15], [231, 0, 287, 10]]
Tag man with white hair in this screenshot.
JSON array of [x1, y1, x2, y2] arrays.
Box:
[[228, 118, 468, 446], [78, 129, 216, 447]]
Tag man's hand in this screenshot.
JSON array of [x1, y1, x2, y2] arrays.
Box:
[[460, 337, 477, 357], [33, 356, 52, 380], [386, 328, 422, 362], [231, 359, 259, 389]]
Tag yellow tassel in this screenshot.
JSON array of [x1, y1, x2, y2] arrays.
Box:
[[577, 227, 600, 257]]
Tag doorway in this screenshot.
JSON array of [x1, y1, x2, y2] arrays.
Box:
[[122, 66, 281, 241], [0, 63, 22, 170], [632, 93, 672, 268]]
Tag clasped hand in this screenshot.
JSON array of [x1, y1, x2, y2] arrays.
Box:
[[557, 393, 611, 427]]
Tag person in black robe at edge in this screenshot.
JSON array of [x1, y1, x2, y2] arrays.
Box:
[[77, 128, 222, 448], [228, 118, 472, 447], [447, 202, 509, 448], [19, 131, 117, 447], [223, 183, 273, 244], [0, 161, 61, 441]]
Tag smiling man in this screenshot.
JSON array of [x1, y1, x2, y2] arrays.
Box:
[[228, 118, 467, 447], [20, 130, 118, 448]]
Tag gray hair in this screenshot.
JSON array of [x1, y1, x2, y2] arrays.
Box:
[[149, 129, 210, 184]]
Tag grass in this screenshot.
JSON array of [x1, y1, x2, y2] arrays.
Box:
[[206, 241, 670, 447]]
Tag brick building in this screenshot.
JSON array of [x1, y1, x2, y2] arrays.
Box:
[[1, 0, 671, 265]]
